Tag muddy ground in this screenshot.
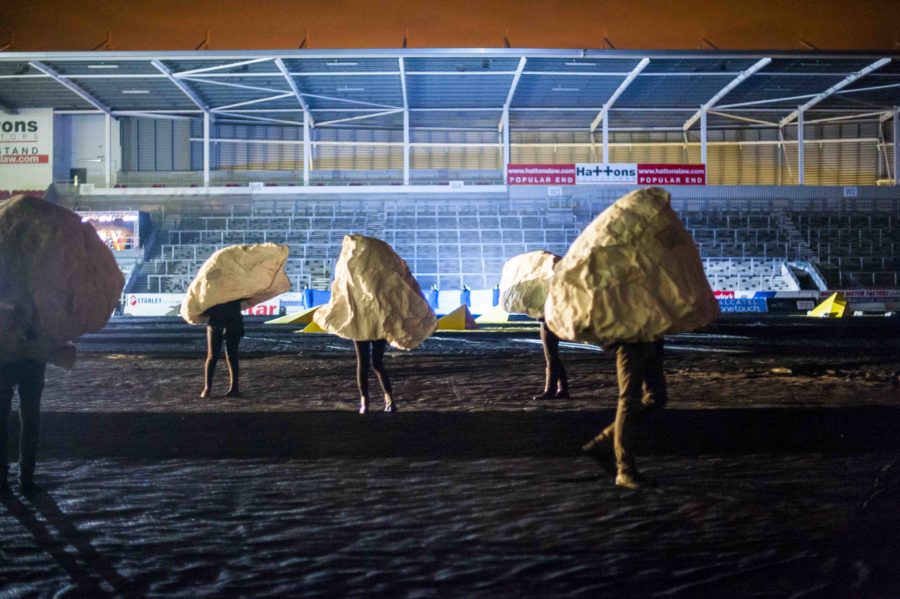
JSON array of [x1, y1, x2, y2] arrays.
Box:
[[2, 324, 899, 596]]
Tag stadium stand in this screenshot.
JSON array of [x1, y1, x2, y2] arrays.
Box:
[[131, 197, 812, 294]]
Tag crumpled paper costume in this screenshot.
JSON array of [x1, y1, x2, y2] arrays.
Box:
[[180, 243, 291, 325], [313, 234, 437, 350], [0, 195, 124, 367], [545, 187, 719, 344], [499, 251, 560, 319]]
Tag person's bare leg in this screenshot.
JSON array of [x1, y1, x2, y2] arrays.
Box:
[[371, 340, 395, 412], [551, 328, 569, 398], [354, 340, 371, 414], [534, 322, 558, 399], [224, 330, 241, 397], [202, 327, 223, 398]]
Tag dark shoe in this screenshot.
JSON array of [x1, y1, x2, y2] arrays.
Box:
[[19, 477, 42, 497], [225, 389, 241, 398], [555, 387, 570, 399], [532, 390, 556, 400], [384, 394, 396, 413], [582, 439, 616, 476], [0, 478, 9, 497], [615, 472, 656, 490]]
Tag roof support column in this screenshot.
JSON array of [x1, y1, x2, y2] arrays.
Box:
[[303, 110, 311, 186], [797, 108, 805, 185], [403, 109, 410, 185], [502, 108, 510, 184], [399, 57, 410, 186], [894, 107, 899, 186], [203, 112, 211, 187], [700, 109, 708, 166], [104, 112, 112, 188], [601, 108, 609, 163]]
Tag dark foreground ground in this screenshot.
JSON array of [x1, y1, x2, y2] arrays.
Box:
[[2, 319, 899, 597]]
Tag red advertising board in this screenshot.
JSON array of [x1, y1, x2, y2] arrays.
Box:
[[0, 154, 49, 164], [507, 164, 576, 185], [637, 163, 706, 185]]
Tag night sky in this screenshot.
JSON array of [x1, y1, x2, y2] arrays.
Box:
[[1, 0, 897, 52]]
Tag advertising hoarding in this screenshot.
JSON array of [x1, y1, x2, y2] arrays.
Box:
[[507, 163, 706, 186], [0, 108, 53, 190]]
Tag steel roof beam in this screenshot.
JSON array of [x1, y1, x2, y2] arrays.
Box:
[[707, 110, 777, 126], [174, 57, 274, 78], [399, 57, 410, 185], [499, 57, 527, 132], [590, 57, 649, 132], [398, 58, 409, 110], [151, 59, 208, 112], [683, 57, 770, 131], [316, 109, 404, 127], [213, 112, 305, 126], [779, 58, 891, 127], [211, 92, 294, 112], [274, 58, 314, 126], [299, 93, 400, 110], [28, 60, 111, 114], [182, 76, 291, 95], [802, 111, 888, 124]]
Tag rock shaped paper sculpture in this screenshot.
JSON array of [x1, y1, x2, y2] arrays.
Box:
[[0, 195, 124, 365], [180, 243, 291, 325], [313, 235, 437, 350], [545, 187, 719, 344], [499, 250, 560, 319]]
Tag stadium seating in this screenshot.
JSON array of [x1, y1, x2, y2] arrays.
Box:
[[132, 198, 819, 293]]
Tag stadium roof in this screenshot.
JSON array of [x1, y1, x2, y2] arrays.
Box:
[[1, 48, 899, 132]]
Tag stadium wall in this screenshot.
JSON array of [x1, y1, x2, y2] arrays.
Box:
[[108, 116, 895, 187]]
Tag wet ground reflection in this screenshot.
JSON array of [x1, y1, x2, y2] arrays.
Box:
[[2, 455, 896, 596]]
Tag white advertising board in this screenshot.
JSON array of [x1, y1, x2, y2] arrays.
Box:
[[0, 108, 54, 190], [124, 293, 290, 317], [124, 293, 185, 317]]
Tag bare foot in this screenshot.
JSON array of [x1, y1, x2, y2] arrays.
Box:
[[384, 394, 396, 412], [359, 397, 368, 415], [200, 388, 210, 399]]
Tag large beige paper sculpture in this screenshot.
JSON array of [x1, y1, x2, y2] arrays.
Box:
[[313, 235, 437, 350], [0, 195, 124, 365], [545, 187, 719, 344], [180, 243, 291, 325], [499, 251, 559, 319]]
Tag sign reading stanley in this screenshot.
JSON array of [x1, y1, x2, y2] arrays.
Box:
[[0, 108, 54, 189], [507, 163, 705, 186]]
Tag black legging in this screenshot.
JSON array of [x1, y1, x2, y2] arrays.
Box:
[[540, 321, 568, 393], [353, 339, 392, 399], [205, 326, 241, 393], [0, 359, 46, 484]]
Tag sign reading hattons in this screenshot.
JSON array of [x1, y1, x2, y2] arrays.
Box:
[[0, 108, 54, 189], [576, 163, 638, 184], [507, 163, 705, 186]]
